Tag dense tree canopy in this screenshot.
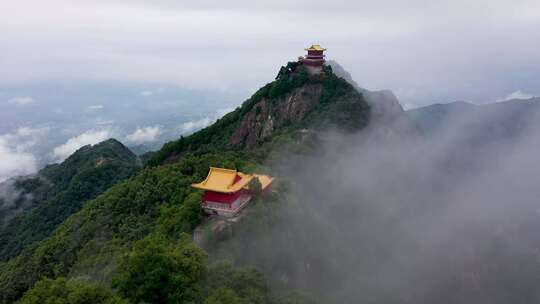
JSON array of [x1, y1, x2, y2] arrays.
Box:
[[0, 139, 140, 261], [0, 62, 369, 304], [18, 277, 127, 304], [0, 152, 270, 303], [113, 233, 206, 304], [204, 288, 245, 304]]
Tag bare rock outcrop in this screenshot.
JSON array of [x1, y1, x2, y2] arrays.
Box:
[[230, 84, 323, 148]]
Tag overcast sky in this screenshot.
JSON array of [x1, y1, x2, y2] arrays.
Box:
[[1, 0, 539, 108]]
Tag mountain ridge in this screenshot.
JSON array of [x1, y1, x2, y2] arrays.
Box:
[[147, 63, 370, 166], [0, 61, 377, 303], [407, 97, 540, 138], [0, 138, 141, 261], [1, 55, 539, 303]]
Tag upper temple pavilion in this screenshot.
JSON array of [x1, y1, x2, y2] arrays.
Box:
[[300, 44, 327, 74]]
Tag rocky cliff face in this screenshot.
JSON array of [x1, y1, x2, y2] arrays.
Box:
[[230, 84, 323, 148], [228, 63, 374, 150]]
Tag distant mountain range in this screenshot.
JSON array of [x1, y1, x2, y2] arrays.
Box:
[[407, 97, 540, 146], [409, 97, 539, 130]]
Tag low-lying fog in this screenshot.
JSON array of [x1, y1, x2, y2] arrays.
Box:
[[212, 102, 540, 303]]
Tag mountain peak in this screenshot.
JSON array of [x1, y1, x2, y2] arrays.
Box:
[[0, 138, 140, 261], [149, 62, 370, 165], [58, 138, 136, 168]]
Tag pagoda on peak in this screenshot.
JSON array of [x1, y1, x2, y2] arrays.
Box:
[[300, 44, 327, 75]]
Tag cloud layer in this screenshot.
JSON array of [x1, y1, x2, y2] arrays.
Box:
[[0, 127, 52, 181], [211, 101, 540, 303], [7, 96, 35, 105], [179, 108, 233, 135], [0, 137, 37, 182], [126, 126, 161, 144], [53, 130, 110, 161], [497, 90, 536, 102], [1, 0, 539, 107]]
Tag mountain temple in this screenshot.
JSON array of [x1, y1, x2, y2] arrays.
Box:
[[191, 167, 273, 217], [300, 44, 327, 75]]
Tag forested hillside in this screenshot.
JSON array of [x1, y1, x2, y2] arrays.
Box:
[[0, 63, 370, 303], [4, 57, 537, 304], [0, 139, 140, 261], [148, 64, 369, 166], [204, 97, 540, 304]]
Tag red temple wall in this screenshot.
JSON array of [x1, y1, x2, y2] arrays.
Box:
[[303, 60, 325, 67], [202, 189, 246, 204], [307, 50, 324, 56]]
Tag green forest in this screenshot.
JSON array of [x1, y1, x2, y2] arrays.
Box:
[[0, 64, 370, 303], [0, 139, 141, 261]]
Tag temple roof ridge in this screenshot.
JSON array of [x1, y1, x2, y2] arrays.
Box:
[[191, 167, 274, 193], [305, 44, 326, 51]]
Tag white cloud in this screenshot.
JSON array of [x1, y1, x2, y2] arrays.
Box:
[[15, 127, 37, 137], [140, 90, 153, 96], [179, 117, 212, 134], [497, 90, 536, 102], [0, 137, 37, 182], [215, 108, 234, 117], [8, 96, 35, 105], [86, 104, 104, 111], [53, 130, 110, 161], [0, 179, 23, 210], [0, 127, 48, 201], [126, 126, 161, 144], [1, 1, 539, 106], [0, 127, 50, 153], [178, 108, 233, 135], [95, 119, 114, 126]]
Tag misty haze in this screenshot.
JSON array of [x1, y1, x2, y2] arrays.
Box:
[[210, 104, 540, 303], [1, 1, 540, 304]]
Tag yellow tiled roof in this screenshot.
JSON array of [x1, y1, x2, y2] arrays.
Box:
[[191, 167, 253, 193], [251, 174, 274, 190], [191, 167, 274, 193], [305, 44, 326, 51]]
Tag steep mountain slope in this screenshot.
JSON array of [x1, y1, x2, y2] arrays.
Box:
[[0, 62, 371, 303], [0, 139, 140, 261], [148, 63, 370, 166], [200, 97, 540, 303], [0, 176, 51, 227], [8, 57, 538, 304]]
